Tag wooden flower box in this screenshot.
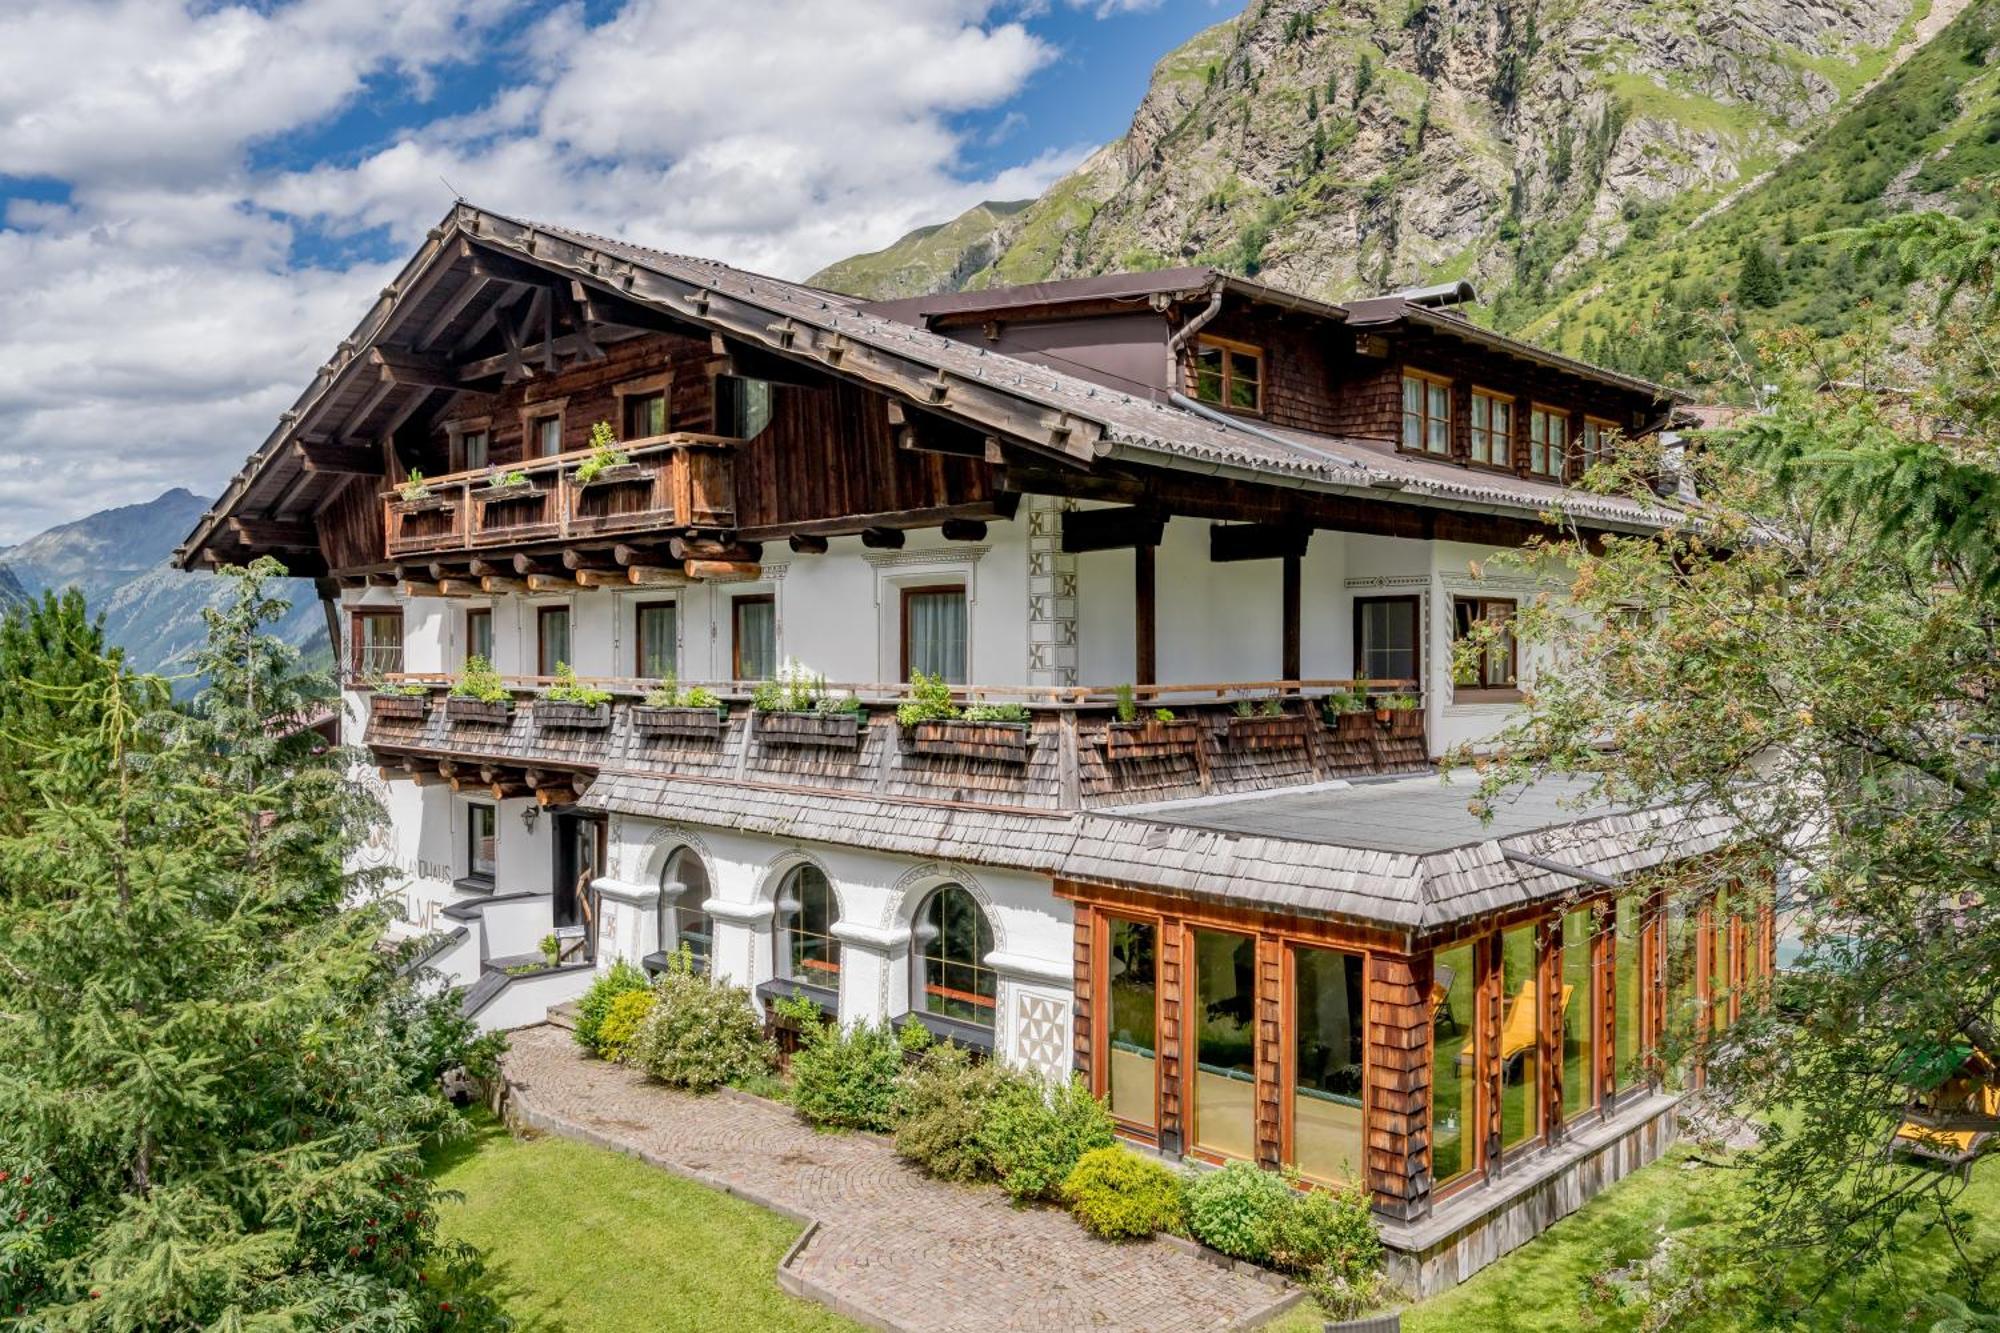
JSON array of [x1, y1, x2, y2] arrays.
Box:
[[369, 692, 430, 723], [1387, 708, 1426, 738], [1224, 711, 1314, 751], [633, 705, 728, 738], [905, 719, 1030, 763], [1328, 709, 1377, 741], [534, 700, 611, 730], [573, 462, 646, 488], [478, 481, 543, 502], [1105, 717, 1203, 763], [445, 696, 514, 726], [389, 492, 453, 515], [757, 710, 862, 748]]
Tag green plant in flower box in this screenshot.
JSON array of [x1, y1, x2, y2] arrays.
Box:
[[895, 672, 959, 726], [398, 470, 431, 502], [542, 662, 611, 707], [450, 655, 511, 703], [572, 420, 631, 487], [962, 702, 1029, 724]]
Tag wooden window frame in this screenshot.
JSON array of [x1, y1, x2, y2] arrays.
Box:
[[463, 606, 493, 667], [1352, 594, 1421, 687], [1093, 909, 1167, 1144], [465, 800, 497, 884], [1580, 415, 1619, 470], [1187, 334, 1265, 416], [350, 607, 404, 681], [536, 604, 571, 679], [899, 583, 968, 684], [1528, 403, 1568, 480], [1401, 368, 1453, 457], [633, 598, 677, 680], [912, 884, 998, 1027], [1430, 931, 1492, 1202], [1451, 596, 1518, 694], [613, 374, 672, 444], [774, 864, 841, 991], [731, 593, 776, 681], [1185, 922, 1261, 1166], [521, 398, 568, 459], [1281, 941, 1372, 1189], [447, 417, 493, 474], [1468, 387, 1515, 472]]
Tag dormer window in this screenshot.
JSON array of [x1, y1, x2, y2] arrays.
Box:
[[1190, 337, 1263, 413], [1402, 371, 1451, 456]]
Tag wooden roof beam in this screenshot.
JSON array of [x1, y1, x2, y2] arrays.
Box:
[[1061, 505, 1165, 554], [296, 440, 380, 475], [226, 517, 317, 549], [370, 346, 462, 390], [1210, 522, 1311, 563]]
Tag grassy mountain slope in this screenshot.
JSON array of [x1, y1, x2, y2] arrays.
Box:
[[0, 489, 328, 680], [813, 0, 1949, 311], [812, 200, 1035, 299]]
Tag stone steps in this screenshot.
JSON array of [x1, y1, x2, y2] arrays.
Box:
[[546, 1000, 581, 1032]]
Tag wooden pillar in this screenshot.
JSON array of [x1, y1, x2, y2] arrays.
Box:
[[1072, 904, 1095, 1077], [1541, 917, 1564, 1143], [1254, 936, 1284, 1170], [1594, 901, 1617, 1110], [1694, 900, 1714, 1090], [1157, 918, 1185, 1154], [1478, 935, 1505, 1171], [1281, 552, 1301, 683], [1135, 543, 1157, 686], [1644, 888, 1666, 1087], [1366, 951, 1432, 1220]]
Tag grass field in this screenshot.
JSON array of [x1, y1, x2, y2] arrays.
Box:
[[425, 1112, 856, 1333]]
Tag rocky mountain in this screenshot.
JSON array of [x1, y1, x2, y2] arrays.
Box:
[[0, 489, 328, 680], [812, 0, 1990, 383]]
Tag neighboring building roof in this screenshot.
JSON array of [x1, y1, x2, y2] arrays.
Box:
[[580, 768, 1734, 936]]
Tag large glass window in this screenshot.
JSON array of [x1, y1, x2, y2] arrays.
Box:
[[660, 846, 712, 972], [733, 594, 776, 681], [1192, 928, 1257, 1161], [1500, 922, 1541, 1152], [537, 605, 570, 678], [1293, 947, 1365, 1185], [1664, 897, 1698, 1089], [913, 884, 995, 1025], [1561, 909, 1596, 1119], [1452, 597, 1517, 690], [1402, 372, 1451, 455], [1615, 895, 1645, 1091], [1470, 389, 1513, 467], [1354, 596, 1419, 685], [902, 586, 967, 683], [775, 865, 840, 990], [1107, 918, 1157, 1129], [467, 803, 496, 881], [635, 601, 676, 679], [1431, 940, 1478, 1186]]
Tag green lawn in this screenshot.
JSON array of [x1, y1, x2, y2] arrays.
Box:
[[426, 1112, 856, 1332], [1269, 1143, 1998, 1333]]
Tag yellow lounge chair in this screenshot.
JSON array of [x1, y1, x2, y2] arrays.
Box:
[[1499, 981, 1574, 1079], [1892, 1080, 1998, 1170]]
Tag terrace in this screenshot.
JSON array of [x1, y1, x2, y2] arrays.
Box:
[[361, 674, 1429, 813]]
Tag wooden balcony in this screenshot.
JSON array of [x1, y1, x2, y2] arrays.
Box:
[[362, 676, 1428, 812], [383, 433, 735, 559]]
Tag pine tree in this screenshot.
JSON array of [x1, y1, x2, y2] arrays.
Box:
[[1737, 238, 1783, 307], [0, 559, 507, 1329], [1353, 53, 1375, 108], [1306, 87, 1319, 120]]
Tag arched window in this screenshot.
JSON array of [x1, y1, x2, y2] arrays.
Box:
[[659, 846, 712, 972], [912, 884, 996, 1026], [774, 864, 840, 990]]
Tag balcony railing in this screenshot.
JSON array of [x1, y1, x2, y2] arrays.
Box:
[[383, 433, 736, 559], [360, 675, 1427, 810]]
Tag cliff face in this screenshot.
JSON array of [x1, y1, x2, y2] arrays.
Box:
[[812, 0, 1964, 317]]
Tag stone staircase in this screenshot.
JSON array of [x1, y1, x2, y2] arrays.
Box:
[[546, 1000, 581, 1032]]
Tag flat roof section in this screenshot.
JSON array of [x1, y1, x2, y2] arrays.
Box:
[[1106, 773, 1620, 856]]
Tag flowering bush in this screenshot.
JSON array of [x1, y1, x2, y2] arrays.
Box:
[[628, 952, 772, 1091]]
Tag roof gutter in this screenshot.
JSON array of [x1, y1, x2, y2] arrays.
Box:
[[1501, 848, 1620, 889], [1163, 278, 1362, 470]]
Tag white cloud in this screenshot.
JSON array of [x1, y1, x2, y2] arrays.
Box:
[[0, 0, 1087, 541]]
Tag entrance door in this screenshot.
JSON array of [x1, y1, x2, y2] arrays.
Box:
[[552, 811, 604, 937]]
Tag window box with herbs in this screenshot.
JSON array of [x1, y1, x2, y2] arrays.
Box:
[[478, 468, 542, 502], [633, 679, 728, 738], [1378, 694, 1425, 737], [753, 668, 865, 748], [570, 421, 643, 488], [534, 664, 612, 730], [1323, 689, 1379, 740], [368, 683, 431, 723], [1104, 688, 1202, 762], [389, 472, 452, 514], [1223, 699, 1314, 751], [894, 675, 1030, 762], [446, 655, 515, 725]]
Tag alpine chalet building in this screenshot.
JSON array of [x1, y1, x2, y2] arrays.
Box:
[[179, 203, 1769, 1291]]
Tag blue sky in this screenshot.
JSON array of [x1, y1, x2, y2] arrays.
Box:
[[0, 0, 1234, 540]]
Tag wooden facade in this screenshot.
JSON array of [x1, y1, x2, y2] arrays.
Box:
[[1057, 870, 1776, 1224]]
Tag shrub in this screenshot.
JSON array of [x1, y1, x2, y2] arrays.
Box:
[[1061, 1147, 1182, 1239], [1265, 1182, 1383, 1279], [450, 655, 510, 703], [1181, 1160, 1293, 1263], [898, 1016, 933, 1055], [980, 1073, 1115, 1203], [789, 1016, 904, 1132], [895, 671, 959, 726], [628, 951, 773, 1091], [542, 662, 611, 706], [1305, 1264, 1383, 1322], [892, 1043, 1028, 1182], [961, 702, 1029, 723], [597, 988, 658, 1063], [573, 958, 651, 1055]]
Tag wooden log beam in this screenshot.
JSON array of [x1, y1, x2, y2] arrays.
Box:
[[941, 519, 987, 542], [683, 559, 760, 582], [435, 578, 481, 598], [535, 785, 578, 807], [572, 568, 623, 588], [369, 346, 462, 390], [468, 558, 512, 578], [490, 779, 532, 800], [413, 272, 489, 351], [480, 576, 528, 595], [226, 517, 317, 549], [669, 536, 762, 563], [709, 333, 831, 389], [525, 573, 576, 593], [737, 496, 1018, 543], [296, 439, 380, 475], [788, 534, 829, 555], [397, 580, 443, 598], [1210, 522, 1311, 563], [427, 561, 471, 582], [860, 527, 905, 550], [1061, 505, 1165, 554], [613, 542, 668, 567], [561, 548, 618, 572], [628, 565, 692, 587]]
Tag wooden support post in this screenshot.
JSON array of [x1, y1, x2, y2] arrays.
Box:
[[1254, 937, 1285, 1170], [1281, 552, 1301, 684], [788, 533, 829, 555], [1135, 542, 1157, 686], [1366, 951, 1433, 1220]]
